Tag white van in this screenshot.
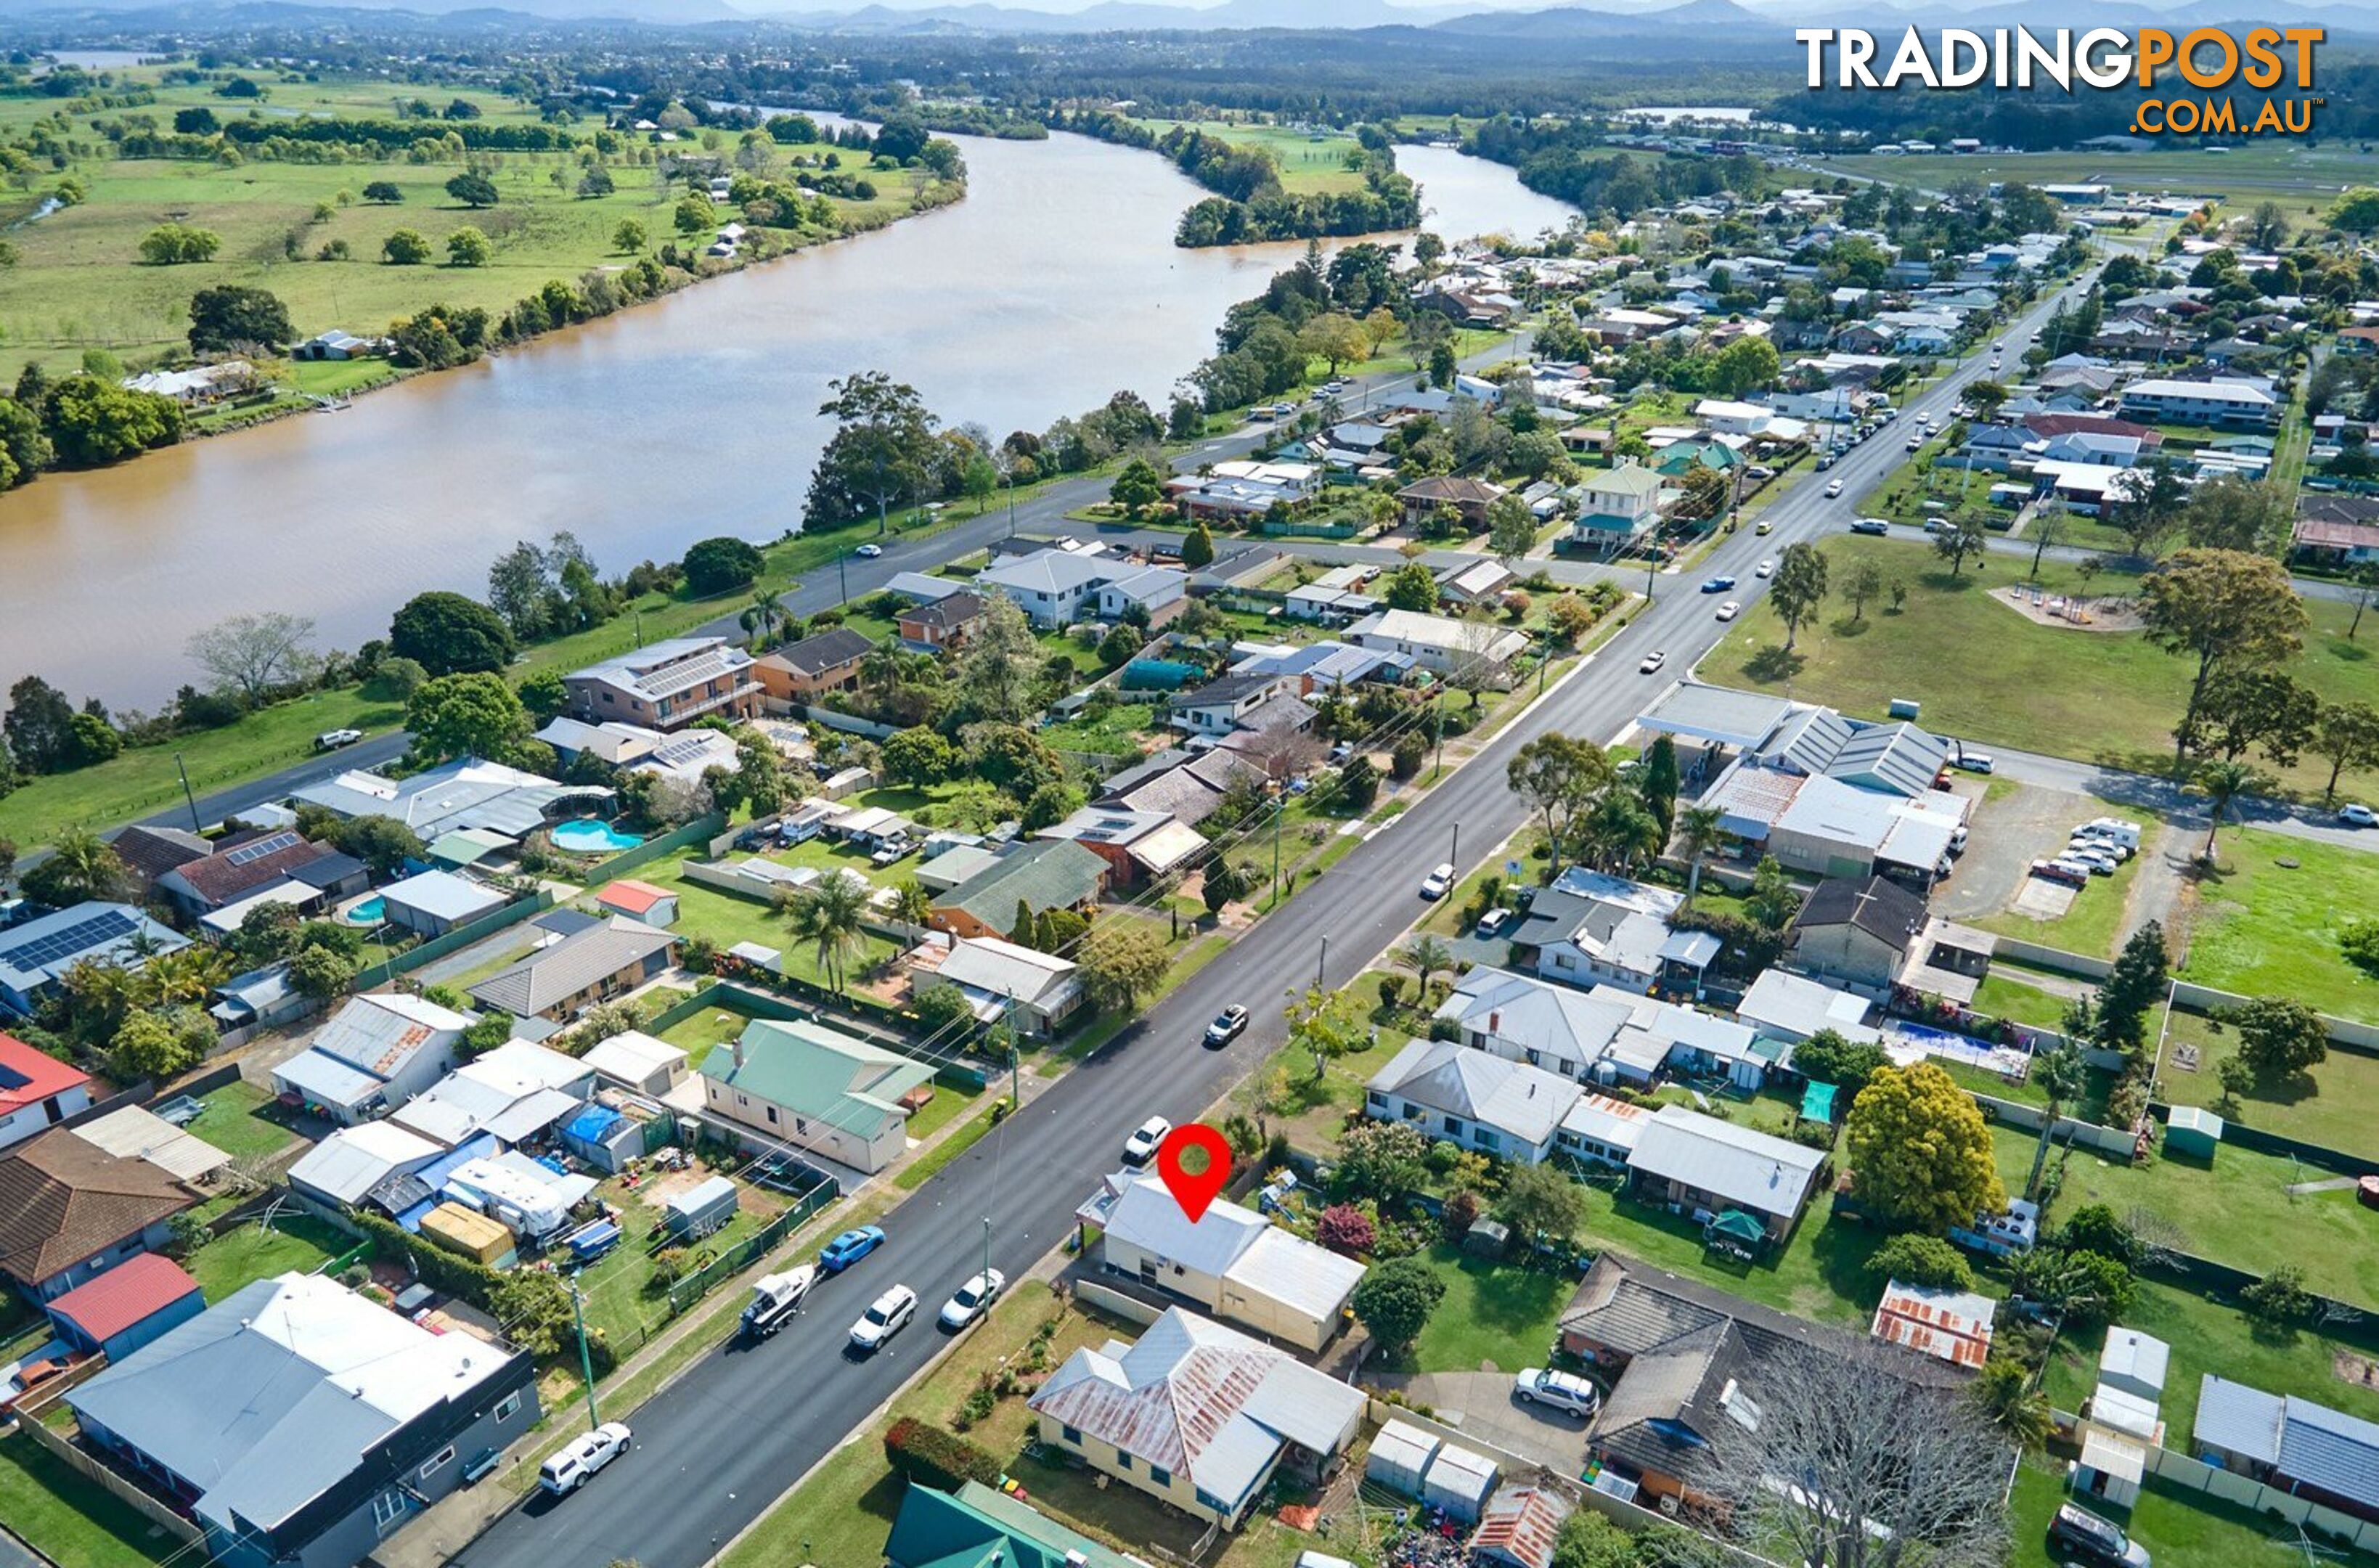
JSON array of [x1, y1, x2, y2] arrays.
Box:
[[2076, 817, 2142, 851]]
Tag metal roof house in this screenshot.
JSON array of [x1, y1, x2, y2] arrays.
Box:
[[2195, 1374, 2379, 1522], [67, 1271, 538, 1568], [884, 1478, 1143, 1568], [1029, 1306, 1366, 1529], [0, 902, 189, 1018], [0, 1029, 93, 1153], [1078, 1172, 1365, 1352], [1364, 1035, 1585, 1164], [1624, 1105, 1827, 1246], [698, 1018, 935, 1177], [272, 995, 473, 1127], [290, 759, 604, 844], [44, 1252, 205, 1363]]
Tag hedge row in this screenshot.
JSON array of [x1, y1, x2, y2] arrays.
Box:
[[884, 1417, 1000, 1491]]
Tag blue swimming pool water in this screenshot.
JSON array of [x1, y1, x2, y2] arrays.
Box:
[[342, 896, 387, 926], [552, 820, 644, 854]]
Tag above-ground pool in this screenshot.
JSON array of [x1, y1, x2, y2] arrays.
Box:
[[552, 820, 645, 855], [341, 897, 387, 927]]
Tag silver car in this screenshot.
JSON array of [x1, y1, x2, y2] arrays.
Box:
[[1513, 1367, 1600, 1419]]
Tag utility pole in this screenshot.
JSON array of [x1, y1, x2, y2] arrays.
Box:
[[571, 1273, 600, 1430], [981, 1217, 992, 1291], [174, 753, 202, 833], [633, 608, 645, 648], [1270, 792, 1284, 905], [1451, 821, 1461, 869], [837, 552, 848, 604], [1316, 935, 1329, 991]]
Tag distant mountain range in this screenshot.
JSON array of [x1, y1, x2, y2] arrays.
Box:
[[1, 0, 2372, 38]]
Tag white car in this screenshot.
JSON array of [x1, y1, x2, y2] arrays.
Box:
[[1951, 751, 1995, 774], [2342, 804, 2376, 828], [1755, 559, 1774, 579], [1639, 650, 1666, 674], [313, 728, 364, 752], [539, 1423, 632, 1495], [1514, 1367, 1600, 1420], [1122, 1116, 1172, 1167], [1420, 862, 1455, 899], [1715, 601, 1741, 622], [939, 1269, 1006, 1330], [854, 543, 884, 559], [849, 1285, 918, 1352], [1824, 479, 1845, 498]]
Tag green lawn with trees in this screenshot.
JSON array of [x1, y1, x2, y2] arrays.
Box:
[[1709, 535, 2379, 800]]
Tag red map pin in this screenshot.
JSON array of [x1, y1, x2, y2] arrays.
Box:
[[1155, 1124, 1233, 1223]]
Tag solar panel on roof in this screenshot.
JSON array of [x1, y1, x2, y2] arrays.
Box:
[[224, 830, 303, 867], [3, 910, 140, 969]]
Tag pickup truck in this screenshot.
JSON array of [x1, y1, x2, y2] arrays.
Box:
[[740, 1264, 818, 1340]]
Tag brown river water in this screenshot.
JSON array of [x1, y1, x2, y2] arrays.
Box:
[[0, 133, 1571, 706]]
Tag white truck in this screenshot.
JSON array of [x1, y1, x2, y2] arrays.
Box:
[[739, 1264, 817, 1341]]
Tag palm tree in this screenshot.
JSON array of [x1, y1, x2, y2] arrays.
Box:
[[34, 830, 127, 905], [860, 646, 902, 705], [891, 878, 933, 932], [1405, 935, 1453, 994], [1580, 789, 1663, 874], [785, 873, 870, 994], [1970, 1358, 2052, 1450], [2024, 1040, 2085, 1202], [1674, 806, 1726, 907], [739, 589, 785, 648], [140, 944, 232, 1008], [2186, 758, 2266, 859]]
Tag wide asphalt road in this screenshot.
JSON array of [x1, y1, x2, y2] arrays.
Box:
[[453, 269, 2102, 1568]]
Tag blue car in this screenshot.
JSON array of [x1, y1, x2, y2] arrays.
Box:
[[819, 1225, 886, 1274], [1699, 576, 1736, 594]]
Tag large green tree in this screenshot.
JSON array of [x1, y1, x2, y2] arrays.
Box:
[[1349, 1254, 1445, 1354], [804, 372, 939, 530], [407, 671, 531, 764], [2138, 549, 2307, 762], [1845, 1062, 2006, 1233], [187, 285, 292, 354], [389, 591, 515, 676], [1768, 542, 1829, 652]]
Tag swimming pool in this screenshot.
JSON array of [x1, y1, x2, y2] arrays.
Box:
[[341, 896, 387, 927], [552, 820, 645, 855]]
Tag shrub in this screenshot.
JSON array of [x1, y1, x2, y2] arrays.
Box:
[[1440, 1188, 1482, 1243], [884, 1416, 1000, 1491], [1316, 1203, 1376, 1257], [2242, 1265, 2317, 1331], [1866, 1233, 1976, 1292]]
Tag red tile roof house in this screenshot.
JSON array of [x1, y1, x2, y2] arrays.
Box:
[[595, 879, 679, 928], [0, 1032, 93, 1154], [44, 1252, 205, 1362]]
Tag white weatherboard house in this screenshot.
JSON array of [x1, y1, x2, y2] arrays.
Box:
[[1078, 1172, 1365, 1352], [1625, 1105, 1826, 1245], [1029, 1307, 1366, 1529], [1364, 1035, 1583, 1164]]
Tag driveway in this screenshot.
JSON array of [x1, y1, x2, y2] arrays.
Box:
[[1936, 778, 2100, 924], [1368, 1370, 1594, 1479]]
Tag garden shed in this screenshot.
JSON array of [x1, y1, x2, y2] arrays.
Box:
[[665, 1175, 740, 1238], [1366, 1418, 1441, 1497], [2165, 1105, 2223, 1161], [1423, 1443, 1499, 1522]]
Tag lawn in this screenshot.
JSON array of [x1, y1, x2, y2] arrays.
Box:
[[2156, 1003, 2379, 1161], [0, 1432, 182, 1568], [1820, 144, 2376, 208], [569, 1180, 788, 1352], [1039, 701, 1163, 760], [185, 1212, 351, 1300], [1970, 971, 2079, 1031], [2037, 1278, 2379, 1442], [181, 1079, 301, 1161], [1396, 1242, 1579, 1374], [1127, 116, 1373, 195], [620, 862, 898, 989], [657, 1000, 762, 1072], [2006, 1460, 2305, 1568], [1706, 535, 2379, 799], [0, 65, 950, 378], [1975, 848, 2148, 961], [1999, 1124, 2379, 1310], [2175, 827, 2379, 1020]]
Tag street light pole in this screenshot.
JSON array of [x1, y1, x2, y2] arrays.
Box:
[[1316, 936, 1329, 992], [1451, 821, 1461, 868], [174, 753, 202, 833], [981, 1216, 992, 1292]]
